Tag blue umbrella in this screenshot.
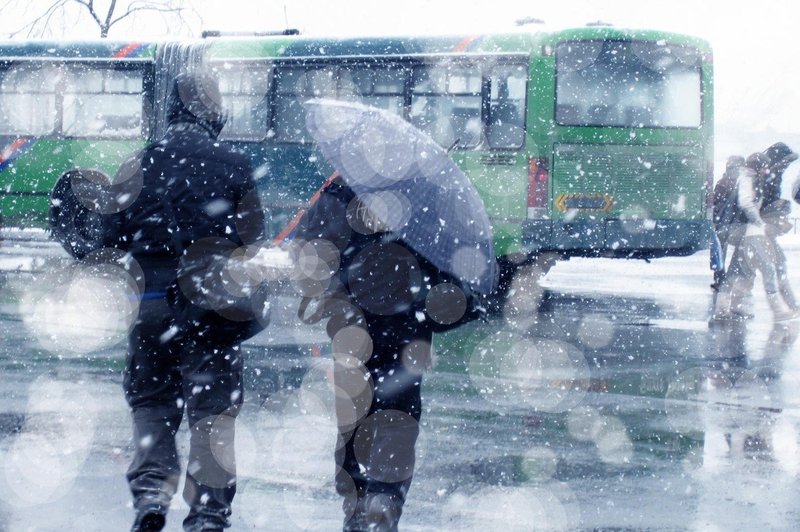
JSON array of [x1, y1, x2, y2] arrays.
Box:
[[304, 98, 498, 295]]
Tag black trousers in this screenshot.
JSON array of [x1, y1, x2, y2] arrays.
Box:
[[124, 298, 243, 530], [334, 314, 431, 512]]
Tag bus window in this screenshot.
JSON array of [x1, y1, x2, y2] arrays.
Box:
[[0, 62, 145, 138], [488, 64, 527, 149], [339, 66, 405, 115], [217, 62, 270, 141], [631, 42, 702, 127], [273, 64, 407, 142], [0, 64, 58, 136], [411, 64, 482, 149], [556, 40, 702, 128], [274, 67, 311, 142], [62, 66, 144, 138], [274, 66, 337, 142]]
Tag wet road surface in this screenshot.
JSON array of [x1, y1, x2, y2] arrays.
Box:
[[1, 232, 800, 531]]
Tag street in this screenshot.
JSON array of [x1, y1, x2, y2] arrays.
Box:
[[1, 231, 800, 531]]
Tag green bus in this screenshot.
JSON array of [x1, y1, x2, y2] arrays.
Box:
[[0, 40, 155, 228], [1, 28, 714, 282], [198, 27, 713, 277]]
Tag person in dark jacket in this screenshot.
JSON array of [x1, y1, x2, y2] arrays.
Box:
[[102, 71, 266, 532], [762, 141, 798, 209], [761, 141, 799, 311], [711, 155, 746, 291], [292, 176, 482, 532]]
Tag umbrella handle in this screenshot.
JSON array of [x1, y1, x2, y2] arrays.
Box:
[[272, 171, 340, 246], [297, 295, 335, 325], [446, 138, 461, 154], [272, 208, 306, 246]]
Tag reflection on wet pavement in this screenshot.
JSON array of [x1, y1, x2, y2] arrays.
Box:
[[1, 249, 800, 530]]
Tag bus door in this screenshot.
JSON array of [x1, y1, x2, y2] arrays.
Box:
[[407, 55, 530, 258]]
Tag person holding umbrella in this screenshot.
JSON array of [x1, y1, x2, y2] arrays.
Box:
[[291, 99, 497, 531]]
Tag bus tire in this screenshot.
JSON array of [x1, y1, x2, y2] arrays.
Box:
[[49, 170, 107, 259]]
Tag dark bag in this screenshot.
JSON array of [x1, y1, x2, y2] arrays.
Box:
[[415, 261, 488, 334], [296, 202, 485, 336], [762, 199, 793, 236], [297, 256, 485, 336], [49, 170, 109, 259], [713, 177, 745, 231], [161, 199, 270, 344]]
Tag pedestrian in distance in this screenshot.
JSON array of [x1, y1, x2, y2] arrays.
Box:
[[711, 154, 746, 291], [712, 152, 798, 322], [101, 71, 268, 532], [762, 141, 798, 209], [761, 141, 799, 311]]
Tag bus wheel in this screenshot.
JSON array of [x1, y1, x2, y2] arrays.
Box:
[[49, 170, 108, 259], [488, 252, 559, 316]]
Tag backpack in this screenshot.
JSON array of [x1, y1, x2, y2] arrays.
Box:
[[712, 176, 745, 231]]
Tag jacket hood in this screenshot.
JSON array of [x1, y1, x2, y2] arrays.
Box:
[[765, 142, 798, 166], [745, 152, 769, 174], [167, 72, 226, 138]]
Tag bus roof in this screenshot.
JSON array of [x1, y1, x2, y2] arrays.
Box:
[[0, 40, 156, 59], [200, 27, 711, 60], [202, 32, 549, 59], [545, 27, 712, 54]]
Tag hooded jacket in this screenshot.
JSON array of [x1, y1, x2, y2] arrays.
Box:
[[102, 74, 265, 293], [762, 142, 798, 208], [737, 165, 767, 238]]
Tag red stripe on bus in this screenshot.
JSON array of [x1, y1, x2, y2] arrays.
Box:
[[273, 171, 341, 246], [453, 36, 477, 52], [113, 43, 143, 58], [0, 138, 28, 163]]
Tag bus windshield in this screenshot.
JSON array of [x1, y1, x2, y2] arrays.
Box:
[[0, 62, 145, 138], [555, 39, 702, 128]]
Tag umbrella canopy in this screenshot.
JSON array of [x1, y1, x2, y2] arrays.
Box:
[[304, 98, 497, 295]]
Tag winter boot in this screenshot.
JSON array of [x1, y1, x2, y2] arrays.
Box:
[[779, 280, 800, 311], [343, 496, 368, 532], [710, 291, 735, 322], [131, 508, 166, 532], [364, 493, 401, 532], [730, 291, 754, 319], [767, 292, 799, 322]]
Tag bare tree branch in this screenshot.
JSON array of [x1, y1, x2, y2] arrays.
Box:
[[8, 0, 71, 38], [73, 0, 104, 31], [6, 0, 200, 39], [103, 0, 118, 33], [110, 4, 184, 28]]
